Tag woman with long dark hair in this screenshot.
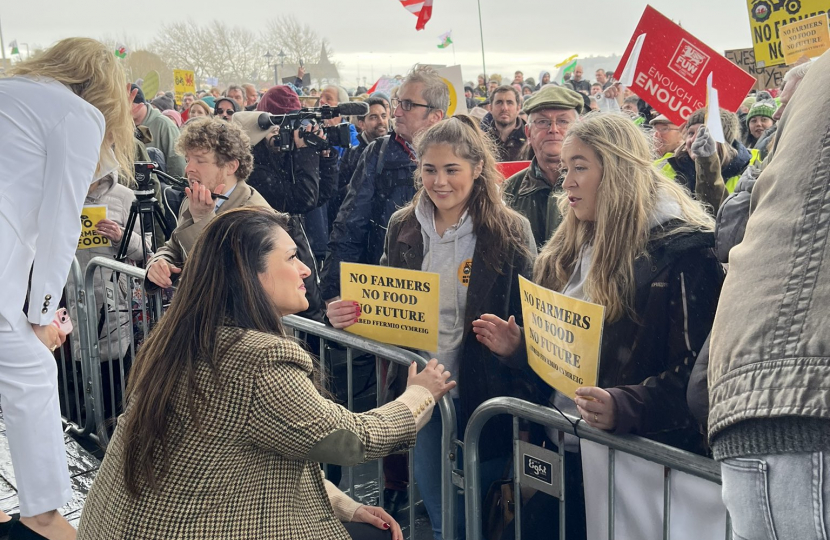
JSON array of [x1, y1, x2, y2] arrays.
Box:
[[77, 207, 454, 540], [0, 37, 134, 540]]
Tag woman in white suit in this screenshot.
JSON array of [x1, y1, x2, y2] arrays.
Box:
[[0, 38, 134, 540]]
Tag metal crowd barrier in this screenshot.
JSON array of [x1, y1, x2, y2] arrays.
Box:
[[283, 314, 461, 540], [63, 256, 460, 540], [463, 397, 728, 540]]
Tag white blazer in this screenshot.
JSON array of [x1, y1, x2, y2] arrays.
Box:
[[0, 76, 105, 328]]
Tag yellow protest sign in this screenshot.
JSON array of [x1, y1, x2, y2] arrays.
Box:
[[780, 13, 830, 64], [78, 206, 110, 250], [141, 70, 159, 102], [746, 0, 830, 67], [518, 275, 604, 399], [340, 263, 440, 351], [173, 69, 196, 105], [437, 65, 468, 116]]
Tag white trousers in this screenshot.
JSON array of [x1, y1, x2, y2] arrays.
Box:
[[0, 312, 72, 516]]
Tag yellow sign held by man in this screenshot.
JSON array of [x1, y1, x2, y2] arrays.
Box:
[[173, 69, 196, 106], [746, 0, 830, 67], [780, 13, 830, 64], [340, 263, 440, 351], [518, 276, 604, 399]]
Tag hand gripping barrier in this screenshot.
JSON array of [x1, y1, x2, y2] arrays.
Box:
[[463, 397, 730, 540], [283, 314, 461, 540]]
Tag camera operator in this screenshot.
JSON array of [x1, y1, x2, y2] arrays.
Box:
[[233, 86, 338, 322]]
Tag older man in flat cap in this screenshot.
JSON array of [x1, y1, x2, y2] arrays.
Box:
[[502, 85, 583, 249]]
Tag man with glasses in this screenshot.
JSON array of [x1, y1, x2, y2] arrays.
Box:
[[129, 83, 186, 176], [651, 115, 685, 179], [214, 96, 240, 122], [502, 85, 583, 249], [319, 65, 448, 520]]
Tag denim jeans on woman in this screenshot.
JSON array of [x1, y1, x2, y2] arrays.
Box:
[[414, 399, 509, 540], [721, 451, 830, 540]]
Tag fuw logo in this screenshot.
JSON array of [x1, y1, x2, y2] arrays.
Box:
[[669, 39, 710, 86]]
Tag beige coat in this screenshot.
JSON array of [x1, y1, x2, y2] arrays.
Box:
[[77, 328, 433, 539]]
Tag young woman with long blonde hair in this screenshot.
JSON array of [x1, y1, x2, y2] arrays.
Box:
[[0, 37, 134, 540], [477, 113, 724, 539]]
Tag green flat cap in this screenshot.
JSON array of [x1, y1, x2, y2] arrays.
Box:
[[522, 85, 584, 114]]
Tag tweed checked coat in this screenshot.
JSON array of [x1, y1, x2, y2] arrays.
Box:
[[77, 327, 418, 539]]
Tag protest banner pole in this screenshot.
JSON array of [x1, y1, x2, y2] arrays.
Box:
[[0, 13, 7, 65], [476, 0, 488, 83]]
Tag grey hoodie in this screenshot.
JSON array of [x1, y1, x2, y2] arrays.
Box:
[[415, 196, 476, 397]]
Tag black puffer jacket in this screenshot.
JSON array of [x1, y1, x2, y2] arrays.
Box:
[[247, 141, 338, 321]]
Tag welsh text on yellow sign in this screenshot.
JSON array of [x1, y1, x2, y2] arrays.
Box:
[[78, 206, 110, 250], [518, 276, 604, 399], [746, 0, 830, 67], [780, 13, 830, 64], [340, 263, 440, 350]]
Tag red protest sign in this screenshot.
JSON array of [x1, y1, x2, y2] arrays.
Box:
[[496, 161, 531, 182], [616, 5, 756, 126]]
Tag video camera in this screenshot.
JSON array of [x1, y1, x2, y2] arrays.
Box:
[[257, 102, 370, 152]]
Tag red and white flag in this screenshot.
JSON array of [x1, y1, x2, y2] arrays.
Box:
[[400, 0, 433, 31]]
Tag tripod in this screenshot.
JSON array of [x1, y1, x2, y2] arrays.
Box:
[[116, 161, 182, 262]]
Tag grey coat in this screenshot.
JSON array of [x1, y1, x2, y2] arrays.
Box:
[[708, 52, 830, 445]]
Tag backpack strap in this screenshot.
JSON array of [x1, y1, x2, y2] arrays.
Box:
[[375, 135, 392, 176]]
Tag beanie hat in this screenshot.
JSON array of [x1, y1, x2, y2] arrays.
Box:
[[161, 109, 182, 127], [257, 85, 301, 115], [130, 83, 145, 104], [685, 108, 740, 144], [741, 96, 756, 111], [151, 95, 174, 112], [214, 97, 240, 113], [200, 96, 216, 109], [746, 100, 777, 124]]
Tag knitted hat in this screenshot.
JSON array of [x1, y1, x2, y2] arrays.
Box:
[[130, 83, 145, 104], [746, 100, 777, 124], [214, 97, 240, 113], [685, 108, 740, 144], [257, 85, 301, 115], [162, 109, 182, 127], [200, 96, 216, 109], [522, 85, 584, 114], [740, 96, 756, 111], [151, 95, 174, 112]]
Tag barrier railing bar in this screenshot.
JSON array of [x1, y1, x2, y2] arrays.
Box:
[[663, 466, 671, 540], [375, 355, 385, 510], [608, 448, 615, 540], [465, 397, 722, 540], [558, 429, 566, 540], [408, 446, 415, 540], [512, 416, 522, 540], [347, 345, 355, 499]]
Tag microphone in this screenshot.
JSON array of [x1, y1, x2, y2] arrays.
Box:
[[334, 101, 370, 116]]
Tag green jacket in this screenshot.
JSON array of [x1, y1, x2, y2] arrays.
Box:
[[140, 104, 186, 177], [502, 158, 563, 249]]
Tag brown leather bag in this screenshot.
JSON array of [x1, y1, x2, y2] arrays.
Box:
[[482, 478, 516, 540]]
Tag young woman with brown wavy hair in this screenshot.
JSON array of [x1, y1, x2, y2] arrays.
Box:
[[328, 115, 539, 540], [0, 37, 134, 540]]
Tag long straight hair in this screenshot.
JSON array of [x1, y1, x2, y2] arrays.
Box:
[[122, 207, 291, 496], [534, 114, 713, 322], [10, 37, 135, 182], [400, 115, 531, 272]]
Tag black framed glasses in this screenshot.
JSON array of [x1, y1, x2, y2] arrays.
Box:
[[392, 98, 433, 112]]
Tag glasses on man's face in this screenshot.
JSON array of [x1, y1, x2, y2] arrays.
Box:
[[653, 125, 679, 134], [531, 117, 573, 132], [216, 108, 235, 116], [392, 98, 432, 112]]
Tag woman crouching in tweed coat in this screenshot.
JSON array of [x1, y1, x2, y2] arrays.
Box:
[[78, 207, 455, 540]]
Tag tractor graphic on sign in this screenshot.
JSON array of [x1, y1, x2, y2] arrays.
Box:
[[750, 0, 802, 23]]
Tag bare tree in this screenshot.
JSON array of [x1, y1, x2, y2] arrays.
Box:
[[262, 15, 334, 65]]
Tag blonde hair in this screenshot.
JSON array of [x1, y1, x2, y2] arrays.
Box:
[[401, 115, 531, 271], [10, 38, 134, 182], [534, 113, 713, 322]]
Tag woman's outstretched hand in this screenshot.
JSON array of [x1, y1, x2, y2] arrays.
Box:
[[407, 358, 456, 402], [472, 314, 522, 357]]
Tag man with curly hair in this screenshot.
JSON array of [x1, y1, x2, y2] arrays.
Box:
[[145, 117, 270, 289]]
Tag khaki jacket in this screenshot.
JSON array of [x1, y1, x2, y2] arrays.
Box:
[[77, 328, 419, 539], [147, 181, 269, 289], [708, 51, 830, 439]]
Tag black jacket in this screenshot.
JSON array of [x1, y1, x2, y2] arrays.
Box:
[[320, 133, 418, 300], [327, 131, 372, 232], [382, 208, 541, 461], [247, 141, 339, 321]]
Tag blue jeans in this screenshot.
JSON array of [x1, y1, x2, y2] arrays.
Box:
[[721, 451, 830, 540], [414, 400, 509, 540]]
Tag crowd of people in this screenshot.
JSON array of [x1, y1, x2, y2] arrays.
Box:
[[0, 35, 827, 540]]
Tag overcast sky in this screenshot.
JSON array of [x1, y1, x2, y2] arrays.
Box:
[[1, 0, 755, 86]]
